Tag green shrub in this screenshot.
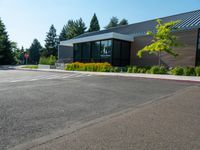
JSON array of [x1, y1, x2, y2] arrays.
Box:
[[132, 66, 138, 73], [39, 55, 56, 65], [159, 66, 168, 74], [113, 67, 121, 72], [183, 67, 195, 76], [195, 66, 200, 76], [170, 67, 184, 75], [137, 67, 147, 73], [22, 65, 38, 69], [127, 67, 132, 73], [150, 66, 160, 74], [149, 66, 167, 74]]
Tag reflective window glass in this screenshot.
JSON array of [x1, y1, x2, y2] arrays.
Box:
[[100, 40, 112, 63]]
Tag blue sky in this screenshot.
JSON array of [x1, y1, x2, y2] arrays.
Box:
[[0, 0, 199, 48]]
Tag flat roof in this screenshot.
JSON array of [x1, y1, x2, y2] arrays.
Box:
[[60, 32, 134, 46]]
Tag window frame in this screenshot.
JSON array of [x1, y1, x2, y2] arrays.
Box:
[[196, 28, 200, 66]]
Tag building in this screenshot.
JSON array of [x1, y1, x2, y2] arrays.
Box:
[[59, 10, 200, 67]]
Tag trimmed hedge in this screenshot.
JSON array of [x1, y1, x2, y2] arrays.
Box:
[[39, 55, 56, 65], [65, 62, 200, 76]]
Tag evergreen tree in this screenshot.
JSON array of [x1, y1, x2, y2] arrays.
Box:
[[19, 46, 25, 64], [0, 18, 15, 64], [88, 13, 100, 32], [119, 19, 128, 26], [59, 25, 68, 41], [67, 18, 87, 39], [65, 20, 76, 39], [29, 39, 42, 64], [74, 18, 87, 37], [44, 25, 59, 57], [59, 18, 87, 41], [105, 17, 119, 29]]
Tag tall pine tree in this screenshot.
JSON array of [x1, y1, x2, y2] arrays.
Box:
[[74, 18, 87, 37], [29, 39, 42, 64], [59, 25, 68, 41], [0, 18, 15, 64], [88, 13, 100, 32], [44, 25, 58, 57], [59, 18, 87, 41]]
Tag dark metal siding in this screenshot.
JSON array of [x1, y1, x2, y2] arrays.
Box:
[[58, 45, 73, 61], [131, 29, 199, 67]]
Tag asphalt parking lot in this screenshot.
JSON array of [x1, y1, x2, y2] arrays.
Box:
[[0, 69, 197, 149]]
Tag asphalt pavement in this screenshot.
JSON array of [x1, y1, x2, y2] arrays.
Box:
[[0, 69, 198, 150]]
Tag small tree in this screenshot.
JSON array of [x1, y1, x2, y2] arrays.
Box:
[[137, 19, 181, 66]]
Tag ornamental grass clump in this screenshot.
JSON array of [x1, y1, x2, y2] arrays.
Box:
[[65, 62, 112, 72]]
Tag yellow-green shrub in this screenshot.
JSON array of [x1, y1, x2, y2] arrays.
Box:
[[65, 62, 112, 72]]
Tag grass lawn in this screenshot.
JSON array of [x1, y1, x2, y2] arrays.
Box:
[[22, 65, 38, 69]]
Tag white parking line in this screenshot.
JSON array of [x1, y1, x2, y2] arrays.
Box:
[[8, 73, 93, 83], [46, 75, 62, 79], [74, 74, 90, 78], [62, 74, 78, 79]]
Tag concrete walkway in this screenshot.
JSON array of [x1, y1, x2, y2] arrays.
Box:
[[16, 66, 200, 83], [18, 86, 200, 150]]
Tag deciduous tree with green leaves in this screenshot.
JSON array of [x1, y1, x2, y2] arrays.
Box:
[[137, 19, 181, 66]]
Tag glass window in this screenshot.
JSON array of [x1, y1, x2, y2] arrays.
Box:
[[74, 43, 81, 62], [112, 40, 121, 66], [91, 41, 101, 62], [100, 40, 112, 63], [82, 42, 90, 62]]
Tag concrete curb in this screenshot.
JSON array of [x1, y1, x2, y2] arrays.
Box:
[[15, 67, 200, 83]]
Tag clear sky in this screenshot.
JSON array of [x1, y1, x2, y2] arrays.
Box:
[[0, 0, 199, 48]]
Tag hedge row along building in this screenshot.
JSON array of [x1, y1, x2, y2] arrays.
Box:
[[59, 10, 200, 67]]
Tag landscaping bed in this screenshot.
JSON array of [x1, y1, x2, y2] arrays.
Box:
[[65, 62, 200, 76]]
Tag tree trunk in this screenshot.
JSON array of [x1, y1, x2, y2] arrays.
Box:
[[158, 51, 161, 66]]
